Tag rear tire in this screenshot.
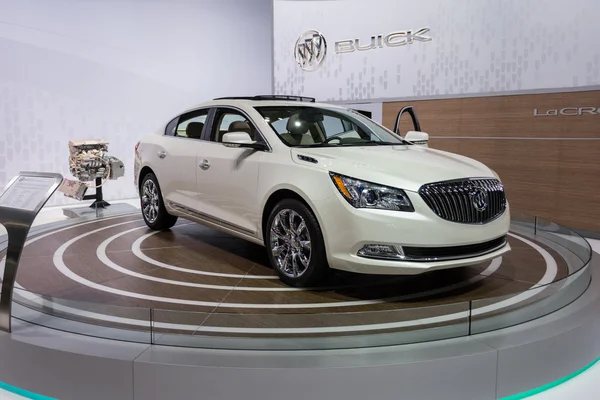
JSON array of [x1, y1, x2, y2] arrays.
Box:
[[265, 198, 329, 287], [140, 172, 178, 230]]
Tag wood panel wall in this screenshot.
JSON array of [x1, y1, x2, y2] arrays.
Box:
[[382, 90, 600, 233]]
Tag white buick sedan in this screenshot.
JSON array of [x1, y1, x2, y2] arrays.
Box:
[[134, 95, 510, 286]]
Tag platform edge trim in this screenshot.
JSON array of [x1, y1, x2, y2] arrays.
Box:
[[498, 356, 600, 400], [0, 380, 57, 400]]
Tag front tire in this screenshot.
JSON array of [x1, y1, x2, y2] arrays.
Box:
[[266, 199, 329, 287], [140, 172, 178, 230]]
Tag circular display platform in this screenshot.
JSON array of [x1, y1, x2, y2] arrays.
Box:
[[0, 211, 596, 400], [3, 211, 591, 350]]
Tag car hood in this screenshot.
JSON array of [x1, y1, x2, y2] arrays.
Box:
[[290, 145, 496, 192]]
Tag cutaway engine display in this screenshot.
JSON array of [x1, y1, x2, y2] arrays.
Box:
[[58, 139, 124, 201]]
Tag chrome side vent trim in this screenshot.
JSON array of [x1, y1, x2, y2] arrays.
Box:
[[297, 154, 318, 164]]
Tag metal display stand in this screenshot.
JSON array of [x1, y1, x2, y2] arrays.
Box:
[[393, 105, 421, 134], [0, 171, 63, 332], [82, 177, 110, 209]]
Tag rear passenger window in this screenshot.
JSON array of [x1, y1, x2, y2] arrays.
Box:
[[164, 117, 178, 136], [175, 109, 209, 139]]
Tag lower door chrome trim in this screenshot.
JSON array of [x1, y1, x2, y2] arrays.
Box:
[[167, 201, 257, 237]]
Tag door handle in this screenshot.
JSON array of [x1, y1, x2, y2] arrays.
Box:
[[157, 150, 167, 159], [199, 159, 211, 170]]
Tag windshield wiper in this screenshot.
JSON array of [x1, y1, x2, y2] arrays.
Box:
[[296, 141, 407, 148], [340, 141, 404, 146], [296, 142, 380, 148], [296, 143, 337, 148]]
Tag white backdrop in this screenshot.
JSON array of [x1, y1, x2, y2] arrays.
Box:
[[0, 0, 273, 205], [274, 0, 600, 101]]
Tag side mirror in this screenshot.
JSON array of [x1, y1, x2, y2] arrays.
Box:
[[405, 131, 429, 146], [222, 132, 268, 151]]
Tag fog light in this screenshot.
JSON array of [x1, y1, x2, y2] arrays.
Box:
[[358, 244, 405, 260]]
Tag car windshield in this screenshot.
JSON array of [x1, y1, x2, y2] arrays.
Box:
[[254, 105, 411, 147]]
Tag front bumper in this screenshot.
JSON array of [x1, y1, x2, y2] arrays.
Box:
[[314, 190, 511, 275]]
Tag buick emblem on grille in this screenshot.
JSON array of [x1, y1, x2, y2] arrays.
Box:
[[419, 178, 505, 224], [469, 186, 488, 212]]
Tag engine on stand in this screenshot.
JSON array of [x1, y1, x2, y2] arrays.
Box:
[[58, 139, 125, 208]]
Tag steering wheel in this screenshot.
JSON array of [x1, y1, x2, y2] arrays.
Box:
[[322, 136, 342, 144]]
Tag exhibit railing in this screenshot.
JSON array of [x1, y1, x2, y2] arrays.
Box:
[[4, 213, 594, 350]]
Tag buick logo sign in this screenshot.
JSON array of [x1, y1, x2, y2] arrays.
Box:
[[294, 27, 432, 71], [294, 30, 327, 71], [469, 186, 488, 212]]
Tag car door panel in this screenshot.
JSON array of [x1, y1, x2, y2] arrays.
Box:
[[196, 143, 263, 234], [195, 107, 264, 235], [154, 137, 201, 211], [149, 109, 210, 211]]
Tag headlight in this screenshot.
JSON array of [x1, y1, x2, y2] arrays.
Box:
[[329, 172, 414, 212]]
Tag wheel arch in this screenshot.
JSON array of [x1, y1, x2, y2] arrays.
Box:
[[260, 186, 325, 244], [138, 166, 155, 190]]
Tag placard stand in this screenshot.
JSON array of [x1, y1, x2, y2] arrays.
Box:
[[0, 172, 63, 332]]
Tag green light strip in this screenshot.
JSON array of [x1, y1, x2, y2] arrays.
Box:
[[0, 356, 598, 400], [0, 381, 57, 400], [499, 357, 600, 400]]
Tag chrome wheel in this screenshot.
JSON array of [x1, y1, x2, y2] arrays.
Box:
[[141, 179, 159, 223], [270, 208, 312, 278]]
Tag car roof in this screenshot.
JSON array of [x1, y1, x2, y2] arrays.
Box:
[[182, 98, 347, 114]]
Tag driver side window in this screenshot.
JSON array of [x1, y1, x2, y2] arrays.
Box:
[[210, 109, 257, 143]]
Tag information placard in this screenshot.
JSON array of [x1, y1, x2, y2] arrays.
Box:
[[0, 176, 58, 212], [0, 171, 63, 332]]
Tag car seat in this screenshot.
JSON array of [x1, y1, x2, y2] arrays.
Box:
[[280, 113, 315, 145]]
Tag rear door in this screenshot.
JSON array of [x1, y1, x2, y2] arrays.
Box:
[[151, 108, 210, 211]]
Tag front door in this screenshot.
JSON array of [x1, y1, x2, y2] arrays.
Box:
[[195, 107, 265, 235]]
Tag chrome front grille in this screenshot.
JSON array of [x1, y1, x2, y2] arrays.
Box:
[[418, 178, 506, 224]]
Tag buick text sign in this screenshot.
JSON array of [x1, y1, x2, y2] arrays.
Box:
[[295, 28, 432, 71], [335, 28, 432, 53]]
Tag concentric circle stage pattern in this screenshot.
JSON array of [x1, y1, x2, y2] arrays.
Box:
[[0, 211, 597, 400], [1, 211, 592, 349]]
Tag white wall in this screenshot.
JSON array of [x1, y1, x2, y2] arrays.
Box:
[[0, 0, 273, 204], [274, 0, 600, 101]]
